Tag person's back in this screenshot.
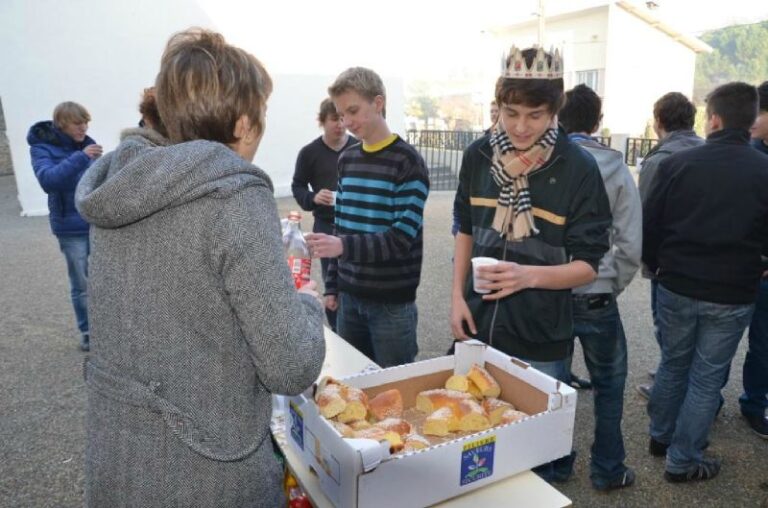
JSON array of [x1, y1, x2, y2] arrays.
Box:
[[638, 92, 704, 202], [644, 131, 768, 303], [642, 81, 768, 483], [76, 29, 324, 508]]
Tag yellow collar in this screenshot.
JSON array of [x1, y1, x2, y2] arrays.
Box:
[[362, 134, 398, 153]]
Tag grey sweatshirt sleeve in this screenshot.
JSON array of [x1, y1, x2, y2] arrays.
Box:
[[611, 165, 643, 293], [213, 186, 325, 396]]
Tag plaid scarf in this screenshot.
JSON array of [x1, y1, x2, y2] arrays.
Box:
[[488, 119, 558, 240]]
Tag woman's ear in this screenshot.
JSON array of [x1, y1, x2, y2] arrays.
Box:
[[233, 115, 253, 142]]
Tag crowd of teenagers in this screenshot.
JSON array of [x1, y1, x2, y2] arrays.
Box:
[[25, 27, 767, 506]]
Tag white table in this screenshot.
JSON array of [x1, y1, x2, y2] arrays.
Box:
[[272, 327, 572, 508]]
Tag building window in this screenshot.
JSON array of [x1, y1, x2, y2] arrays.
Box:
[[575, 70, 599, 92]]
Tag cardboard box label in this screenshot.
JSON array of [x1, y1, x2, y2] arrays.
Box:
[[289, 401, 304, 451], [459, 435, 496, 486]]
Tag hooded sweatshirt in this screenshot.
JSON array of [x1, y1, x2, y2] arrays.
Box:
[[569, 135, 642, 295], [75, 128, 325, 507]]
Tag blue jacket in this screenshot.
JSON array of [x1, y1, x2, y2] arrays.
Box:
[[27, 120, 95, 236]]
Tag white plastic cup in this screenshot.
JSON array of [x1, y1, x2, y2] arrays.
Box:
[[330, 191, 337, 205], [471, 257, 499, 294]]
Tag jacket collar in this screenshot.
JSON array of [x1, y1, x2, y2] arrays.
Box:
[[706, 128, 751, 145]]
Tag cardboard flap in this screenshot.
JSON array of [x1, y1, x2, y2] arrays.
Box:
[[345, 439, 390, 473], [453, 340, 487, 374]]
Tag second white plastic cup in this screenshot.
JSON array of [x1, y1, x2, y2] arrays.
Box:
[[471, 257, 499, 294]]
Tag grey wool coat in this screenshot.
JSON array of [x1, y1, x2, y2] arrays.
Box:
[[75, 128, 325, 508]]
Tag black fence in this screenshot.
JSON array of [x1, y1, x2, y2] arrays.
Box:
[[407, 130, 628, 189], [625, 137, 658, 166], [406, 130, 484, 191]]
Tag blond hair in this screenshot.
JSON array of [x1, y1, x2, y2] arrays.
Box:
[[155, 28, 272, 144], [53, 102, 91, 129], [328, 67, 385, 102]]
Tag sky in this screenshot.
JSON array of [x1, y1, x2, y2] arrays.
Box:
[[199, 0, 768, 80]]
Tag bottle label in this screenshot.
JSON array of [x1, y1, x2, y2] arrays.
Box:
[[287, 256, 311, 288]]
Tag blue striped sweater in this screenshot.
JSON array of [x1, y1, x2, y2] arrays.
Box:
[[325, 136, 429, 303]]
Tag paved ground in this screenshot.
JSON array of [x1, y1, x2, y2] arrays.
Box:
[[1, 173, 766, 507]]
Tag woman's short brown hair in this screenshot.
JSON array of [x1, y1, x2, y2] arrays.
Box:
[[155, 28, 272, 144], [53, 102, 91, 129], [495, 48, 564, 114]]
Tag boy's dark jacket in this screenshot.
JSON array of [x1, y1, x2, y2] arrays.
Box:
[[643, 128, 768, 304], [455, 130, 611, 361]]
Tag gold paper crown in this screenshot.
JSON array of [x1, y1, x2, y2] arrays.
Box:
[[501, 45, 563, 80]]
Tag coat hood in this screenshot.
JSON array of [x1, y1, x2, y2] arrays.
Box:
[[27, 120, 95, 150], [76, 130, 273, 229]]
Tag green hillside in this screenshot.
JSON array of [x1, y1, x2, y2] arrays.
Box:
[[694, 20, 768, 103]]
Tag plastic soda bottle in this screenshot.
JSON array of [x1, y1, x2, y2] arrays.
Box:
[[283, 211, 311, 288]]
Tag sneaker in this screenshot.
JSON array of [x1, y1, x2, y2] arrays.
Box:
[[664, 458, 721, 483], [636, 384, 652, 400], [649, 437, 668, 457], [569, 372, 593, 390], [743, 413, 768, 439], [80, 333, 90, 352], [593, 468, 636, 491]]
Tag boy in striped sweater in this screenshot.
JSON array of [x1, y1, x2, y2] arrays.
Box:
[[307, 67, 429, 367]]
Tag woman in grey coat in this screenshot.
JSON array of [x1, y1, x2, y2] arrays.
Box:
[[75, 29, 325, 507]]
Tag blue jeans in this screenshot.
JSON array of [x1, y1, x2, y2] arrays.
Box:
[[336, 293, 418, 368], [527, 357, 576, 483], [741, 278, 768, 418], [649, 284, 753, 474], [56, 234, 90, 338], [566, 294, 628, 487]]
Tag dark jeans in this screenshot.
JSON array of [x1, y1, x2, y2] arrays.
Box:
[[566, 294, 629, 487], [336, 293, 418, 368], [313, 217, 336, 332], [649, 284, 753, 473], [56, 234, 89, 340], [741, 278, 768, 418], [650, 278, 660, 347]]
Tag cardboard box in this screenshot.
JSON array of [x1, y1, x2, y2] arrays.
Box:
[[286, 340, 576, 508]]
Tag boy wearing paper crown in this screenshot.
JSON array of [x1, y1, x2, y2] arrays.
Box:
[[450, 47, 612, 481]]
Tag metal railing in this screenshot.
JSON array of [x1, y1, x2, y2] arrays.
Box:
[[625, 137, 658, 166], [406, 130, 619, 190], [406, 130, 484, 191]]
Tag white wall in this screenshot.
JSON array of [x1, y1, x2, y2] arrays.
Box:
[[603, 4, 697, 136], [0, 0, 405, 216]]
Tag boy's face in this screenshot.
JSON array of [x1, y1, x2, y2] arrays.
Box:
[[499, 103, 553, 151], [61, 121, 88, 143], [333, 91, 384, 142], [751, 111, 768, 142], [321, 113, 346, 143]]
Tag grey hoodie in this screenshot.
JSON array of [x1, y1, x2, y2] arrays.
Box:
[[637, 129, 703, 278], [76, 128, 325, 507], [637, 129, 704, 202], [572, 138, 642, 295]]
